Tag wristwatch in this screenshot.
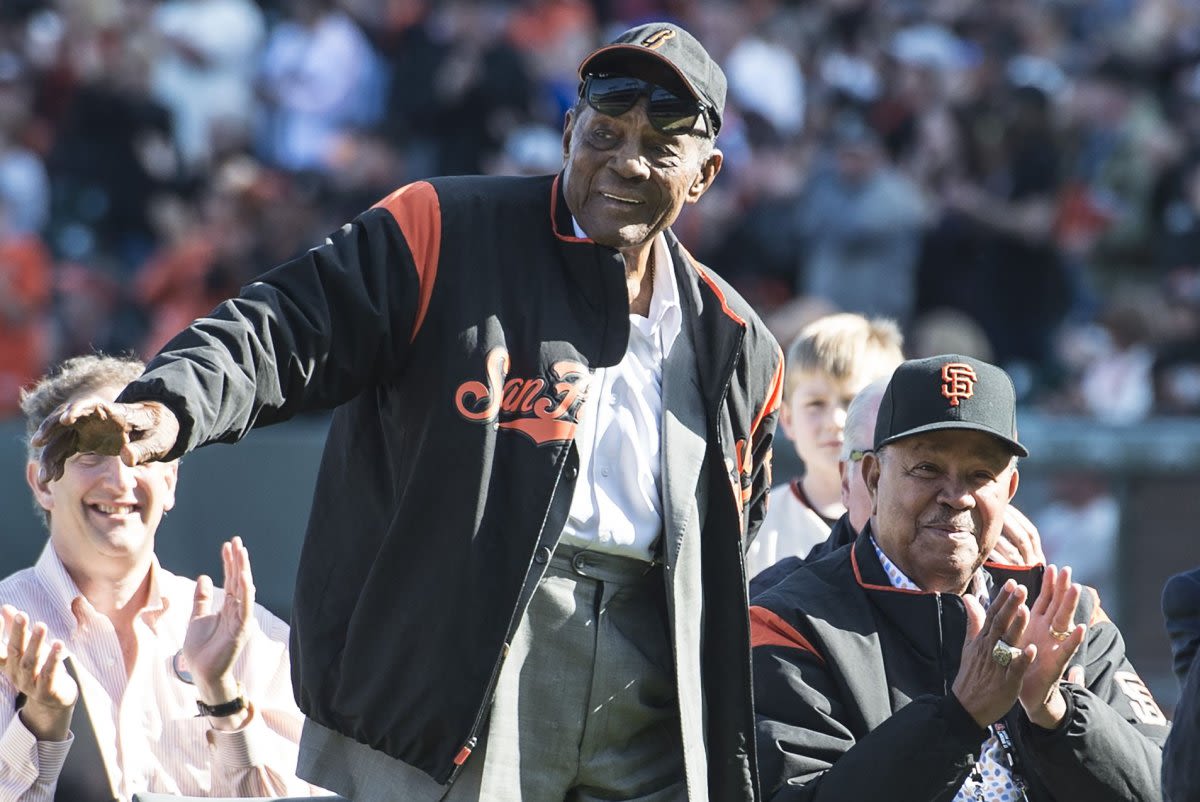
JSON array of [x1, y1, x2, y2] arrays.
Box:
[[196, 684, 247, 718]]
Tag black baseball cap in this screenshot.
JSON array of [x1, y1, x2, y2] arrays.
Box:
[[578, 23, 727, 134], [874, 354, 1029, 457]]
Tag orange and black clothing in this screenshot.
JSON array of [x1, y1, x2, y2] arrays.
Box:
[[751, 530, 1169, 801], [118, 173, 782, 798]]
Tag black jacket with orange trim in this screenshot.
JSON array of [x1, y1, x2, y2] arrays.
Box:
[[116, 173, 783, 796], [750, 529, 1169, 802]]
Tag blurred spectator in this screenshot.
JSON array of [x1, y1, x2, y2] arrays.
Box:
[[1034, 472, 1122, 610], [793, 111, 927, 326], [907, 307, 994, 362], [1152, 268, 1200, 415], [924, 85, 1070, 381], [0, 196, 51, 417], [44, 10, 178, 274], [256, 0, 386, 174], [133, 157, 269, 357], [149, 0, 265, 172], [1078, 297, 1157, 423], [0, 50, 49, 236]]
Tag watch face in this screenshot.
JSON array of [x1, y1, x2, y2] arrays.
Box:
[[172, 649, 194, 685]]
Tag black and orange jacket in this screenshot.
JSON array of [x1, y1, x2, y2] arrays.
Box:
[[119, 173, 783, 795], [750, 530, 1169, 802]]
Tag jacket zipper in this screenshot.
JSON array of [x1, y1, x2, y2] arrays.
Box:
[[443, 442, 575, 785], [936, 593, 948, 694]]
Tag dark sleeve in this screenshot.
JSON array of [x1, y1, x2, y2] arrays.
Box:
[[1163, 569, 1200, 685], [749, 557, 804, 599], [1017, 610, 1168, 801], [751, 606, 987, 802], [118, 181, 442, 458], [744, 344, 784, 544], [1165, 646, 1200, 801]]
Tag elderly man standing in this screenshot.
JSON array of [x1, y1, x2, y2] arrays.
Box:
[[752, 355, 1168, 801], [31, 22, 782, 802]]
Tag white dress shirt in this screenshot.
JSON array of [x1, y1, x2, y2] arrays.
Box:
[[560, 226, 681, 561]]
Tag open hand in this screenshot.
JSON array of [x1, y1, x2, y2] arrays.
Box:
[[952, 580, 1036, 727], [182, 537, 255, 708], [989, 505, 1046, 566], [33, 397, 179, 483], [0, 606, 77, 741], [1015, 565, 1086, 728]]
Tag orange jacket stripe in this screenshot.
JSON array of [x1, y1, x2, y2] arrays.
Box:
[[851, 545, 930, 595], [750, 606, 826, 665], [373, 181, 442, 341], [686, 252, 747, 327], [550, 175, 592, 243], [750, 345, 785, 439]]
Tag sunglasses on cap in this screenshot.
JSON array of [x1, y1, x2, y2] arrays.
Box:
[[581, 74, 715, 137]]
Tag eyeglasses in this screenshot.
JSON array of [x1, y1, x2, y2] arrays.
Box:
[[846, 448, 872, 463], [581, 74, 714, 137]]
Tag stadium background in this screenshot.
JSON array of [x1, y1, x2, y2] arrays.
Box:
[[0, 0, 1198, 709]]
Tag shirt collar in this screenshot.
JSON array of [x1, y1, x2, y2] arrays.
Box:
[[570, 218, 682, 356], [34, 542, 171, 632], [870, 534, 992, 602]]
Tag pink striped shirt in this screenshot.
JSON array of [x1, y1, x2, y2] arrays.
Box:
[[0, 543, 324, 800]]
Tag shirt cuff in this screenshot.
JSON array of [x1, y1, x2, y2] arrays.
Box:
[[206, 701, 266, 769], [0, 715, 73, 786]]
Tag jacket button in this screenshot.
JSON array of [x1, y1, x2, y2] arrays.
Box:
[[534, 546, 552, 564], [564, 465, 578, 480]]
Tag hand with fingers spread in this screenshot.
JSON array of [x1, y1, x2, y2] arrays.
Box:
[[0, 606, 77, 741], [1015, 564, 1086, 728], [989, 505, 1046, 566], [952, 579, 1037, 728], [32, 396, 179, 484], [183, 537, 256, 730]]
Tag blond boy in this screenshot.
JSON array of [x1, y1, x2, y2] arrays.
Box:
[[745, 314, 903, 580]]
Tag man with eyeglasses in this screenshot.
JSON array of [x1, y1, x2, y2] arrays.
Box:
[[30, 23, 782, 802]]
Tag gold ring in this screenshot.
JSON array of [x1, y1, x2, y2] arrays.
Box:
[[992, 639, 1020, 668], [1049, 627, 1071, 642]]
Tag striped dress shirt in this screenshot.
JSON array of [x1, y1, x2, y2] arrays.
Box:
[[0, 543, 323, 800]]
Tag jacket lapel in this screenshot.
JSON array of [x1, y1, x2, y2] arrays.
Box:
[[659, 237, 712, 802]]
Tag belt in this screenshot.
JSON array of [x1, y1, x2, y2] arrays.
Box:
[[551, 542, 661, 583]]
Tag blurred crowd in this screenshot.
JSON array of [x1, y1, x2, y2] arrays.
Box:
[[2, 0, 1200, 424]]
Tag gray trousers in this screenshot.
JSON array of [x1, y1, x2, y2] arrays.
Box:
[[298, 544, 686, 801]]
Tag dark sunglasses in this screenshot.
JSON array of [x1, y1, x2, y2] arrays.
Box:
[[581, 73, 715, 136]]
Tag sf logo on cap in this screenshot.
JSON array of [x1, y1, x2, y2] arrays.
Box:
[[640, 29, 676, 49], [940, 362, 977, 407]]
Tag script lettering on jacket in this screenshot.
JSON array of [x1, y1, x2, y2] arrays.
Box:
[[455, 347, 589, 445]]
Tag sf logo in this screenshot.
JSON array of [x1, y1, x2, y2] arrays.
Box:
[[940, 363, 977, 407]]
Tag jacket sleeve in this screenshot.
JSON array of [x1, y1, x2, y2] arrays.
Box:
[[118, 181, 442, 458], [751, 606, 987, 802], [1164, 569, 1200, 685], [1016, 608, 1168, 801], [1164, 644, 1200, 802], [743, 344, 784, 545]]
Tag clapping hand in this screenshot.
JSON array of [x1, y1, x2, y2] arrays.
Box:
[[182, 537, 255, 728], [32, 397, 180, 483], [952, 580, 1036, 728], [0, 606, 77, 741], [1015, 565, 1086, 728]]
